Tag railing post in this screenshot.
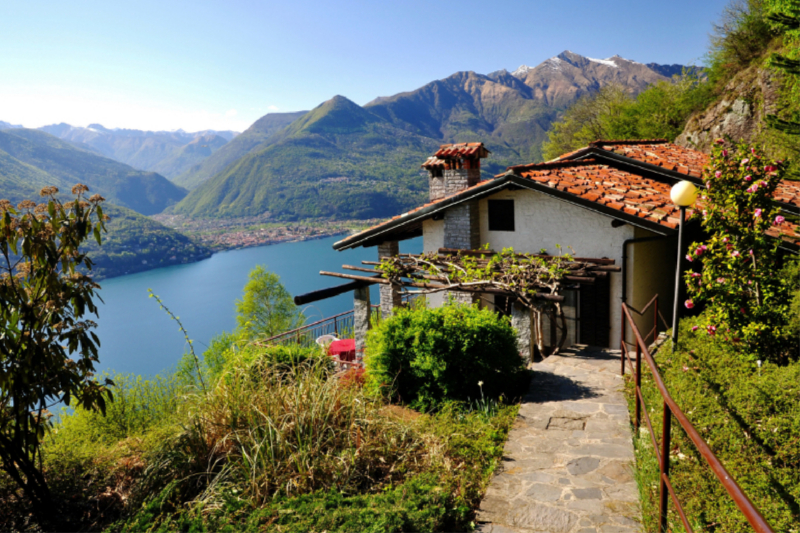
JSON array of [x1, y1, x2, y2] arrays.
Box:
[[653, 296, 659, 343], [620, 306, 626, 375], [635, 342, 642, 432], [660, 401, 672, 532], [334, 316, 338, 337]]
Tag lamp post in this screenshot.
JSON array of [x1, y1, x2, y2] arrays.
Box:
[[670, 181, 698, 351]]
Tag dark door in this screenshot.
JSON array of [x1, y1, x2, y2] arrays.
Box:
[[578, 276, 610, 347]]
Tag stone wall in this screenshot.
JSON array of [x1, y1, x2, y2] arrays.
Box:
[[377, 241, 401, 318], [444, 168, 481, 196], [511, 303, 533, 365], [444, 201, 480, 250], [429, 174, 446, 201], [353, 286, 371, 360]]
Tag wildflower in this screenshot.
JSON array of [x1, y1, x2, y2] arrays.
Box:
[[715, 138, 725, 145], [732, 251, 740, 258], [714, 171, 721, 178], [717, 278, 725, 283], [682, 366, 690, 372], [478, 380, 484, 387], [751, 147, 756, 154], [754, 208, 762, 218], [706, 181, 712, 188], [744, 175, 752, 182], [775, 215, 785, 225], [722, 149, 728, 157], [707, 325, 717, 336], [742, 158, 750, 165], [723, 237, 728, 243]]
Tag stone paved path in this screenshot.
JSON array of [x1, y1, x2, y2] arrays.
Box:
[[477, 346, 641, 533]]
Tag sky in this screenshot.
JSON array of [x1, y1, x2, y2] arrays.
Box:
[[0, 0, 731, 133]]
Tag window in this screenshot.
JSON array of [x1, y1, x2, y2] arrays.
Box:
[[488, 199, 515, 231]]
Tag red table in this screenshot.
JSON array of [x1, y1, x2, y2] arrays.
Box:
[[327, 338, 356, 361]]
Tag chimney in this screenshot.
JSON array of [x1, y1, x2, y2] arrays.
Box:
[[422, 143, 489, 202]]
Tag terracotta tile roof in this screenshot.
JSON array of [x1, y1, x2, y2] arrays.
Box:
[[514, 159, 689, 229], [590, 139, 707, 178], [514, 157, 800, 246], [421, 156, 446, 169], [433, 142, 490, 159], [564, 139, 800, 212]]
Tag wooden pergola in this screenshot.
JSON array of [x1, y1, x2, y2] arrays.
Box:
[[297, 248, 620, 358]]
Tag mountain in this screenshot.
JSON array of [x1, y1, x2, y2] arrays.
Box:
[[172, 96, 437, 219], [172, 51, 688, 221], [0, 143, 210, 279], [38, 123, 238, 179], [0, 121, 22, 130], [0, 128, 187, 215], [173, 111, 307, 189]]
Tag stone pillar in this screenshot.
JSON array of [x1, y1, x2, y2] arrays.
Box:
[[353, 286, 371, 362], [511, 302, 533, 365], [429, 172, 446, 201], [378, 241, 401, 318], [444, 201, 480, 250]]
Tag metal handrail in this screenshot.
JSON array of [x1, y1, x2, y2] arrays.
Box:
[[257, 305, 379, 347], [620, 296, 774, 533]]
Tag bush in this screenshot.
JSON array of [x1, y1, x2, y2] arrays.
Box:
[[365, 302, 528, 411]]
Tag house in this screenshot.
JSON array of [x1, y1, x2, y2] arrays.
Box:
[[331, 140, 800, 357]]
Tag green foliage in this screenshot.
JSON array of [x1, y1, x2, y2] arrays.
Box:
[[0, 185, 113, 511], [81, 204, 211, 279], [365, 303, 528, 411], [235, 265, 304, 339], [541, 75, 713, 160], [629, 318, 800, 531], [707, 0, 775, 84], [683, 141, 792, 361]]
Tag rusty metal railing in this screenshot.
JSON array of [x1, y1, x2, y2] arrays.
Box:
[[620, 296, 774, 533], [256, 305, 379, 348]]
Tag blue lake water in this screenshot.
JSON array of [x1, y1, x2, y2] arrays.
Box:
[[94, 234, 422, 378]]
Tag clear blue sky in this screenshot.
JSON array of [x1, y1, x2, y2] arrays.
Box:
[[0, 0, 730, 132]]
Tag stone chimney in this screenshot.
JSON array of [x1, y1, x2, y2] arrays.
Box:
[[422, 143, 489, 305], [422, 143, 489, 202]]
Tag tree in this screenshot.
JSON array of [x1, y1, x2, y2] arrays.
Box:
[[683, 141, 792, 361], [0, 185, 112, 512], [235, 265, 304, 340]]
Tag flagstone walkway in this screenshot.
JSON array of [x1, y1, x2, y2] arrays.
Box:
[[477, 346, 641, 533]]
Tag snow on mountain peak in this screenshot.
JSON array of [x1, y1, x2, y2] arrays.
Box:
[[511, 64, 533, 77], [586, 56, 618, 68]]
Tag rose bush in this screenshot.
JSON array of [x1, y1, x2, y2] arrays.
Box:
[[683, 140, 793, 362]]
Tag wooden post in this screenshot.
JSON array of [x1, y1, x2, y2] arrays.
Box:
[[620, 307, 626, 375], [635, 343, 642, 432], [660, 401, 672, 532]]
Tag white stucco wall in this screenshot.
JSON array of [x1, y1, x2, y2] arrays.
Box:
[[629, 227, 676, 344], [422, 218, 446, 307]]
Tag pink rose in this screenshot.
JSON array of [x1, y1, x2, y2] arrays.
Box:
[[723, 237, 729, 243], [691, 272, 701, 278], [744, 175, 752, 182], [755, 208, 762, 218], [742, 158, 750, 165], [715, 138, 724, 145], [775, 215, 785, 225], [685, 300, 695, 309], [722, 150, 728, 157], [740, 308, 746, 314], [717, 278, 725, 283], [686, 254, 693, 262], [692, 325, 699, 331], [714, 171, 721, 178], [732, 251, 740, 257], [751, 148, 756, 154], [765, 165, 776, 172]]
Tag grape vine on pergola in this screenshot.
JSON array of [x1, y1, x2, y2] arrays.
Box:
[[320, 247, 620, 355]]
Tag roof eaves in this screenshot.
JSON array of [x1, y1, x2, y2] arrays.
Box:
[[333, 176, 514, 250]]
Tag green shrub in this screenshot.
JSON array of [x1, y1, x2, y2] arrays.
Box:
[[365, 302, 528, 411]]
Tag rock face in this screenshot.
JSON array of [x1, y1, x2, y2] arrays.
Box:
[[676, 66, 781, 153]]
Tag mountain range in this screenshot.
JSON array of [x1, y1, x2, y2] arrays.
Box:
[[0, 127, 209, 277], [171, 51, 688, 220], [36, 123, 238, 179]]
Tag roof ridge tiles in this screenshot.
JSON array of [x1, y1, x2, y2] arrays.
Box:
[[506, 158, 601, 173], [589, 138, 670, 146]]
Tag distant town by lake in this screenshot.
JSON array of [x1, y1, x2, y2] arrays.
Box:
[[94, 234, 422, 378]]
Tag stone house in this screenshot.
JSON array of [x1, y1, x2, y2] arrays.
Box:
[[332, 140, 800, 359]]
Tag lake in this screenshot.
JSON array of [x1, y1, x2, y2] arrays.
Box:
[[94, 234, 422, 378]]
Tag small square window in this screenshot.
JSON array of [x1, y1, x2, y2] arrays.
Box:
[[488, 199, 515, 231]]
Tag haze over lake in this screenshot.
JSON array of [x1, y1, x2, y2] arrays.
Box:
[[94, 234, 422, 378]]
